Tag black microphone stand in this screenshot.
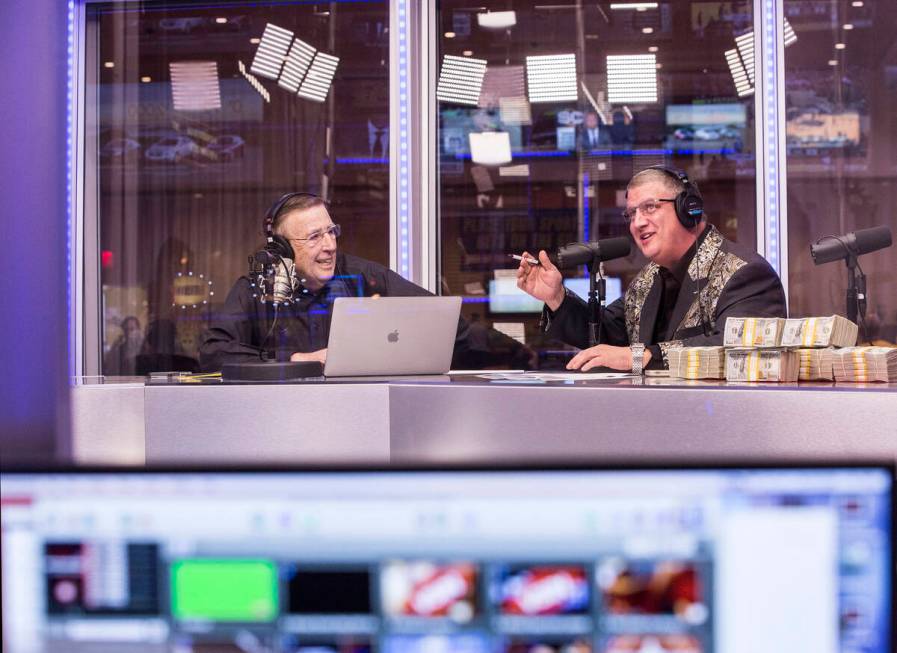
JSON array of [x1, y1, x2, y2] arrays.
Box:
[[844, 253, 867, 326], [587, 260, 605, 348]]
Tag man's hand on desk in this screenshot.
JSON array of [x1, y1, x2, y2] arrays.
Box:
[[566, 344, 652, 372], [290, 349, 328, 365]]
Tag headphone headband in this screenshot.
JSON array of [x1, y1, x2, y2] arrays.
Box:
[[263, 191, 327, 240]]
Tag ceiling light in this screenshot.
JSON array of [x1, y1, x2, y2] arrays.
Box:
[[444, 31, 456, 38], [835, 42, 846, 49], [237, 60, 271, 103], [725, 48, 753, 97], [648, 46, 658, 52], [140, 76, 151, 83], [783, 18, 797, 46], [215, 17, 227, 24], [642, 27, 654, 34], [479, 64, 526, 107], [606, 54, 658, 103], [843, 23, 854, 30], [463, 50, 474, 56], [851, 1, 863, 6], [104, 61, 114, 68], [298, 52, 340, 102], [477, 11, 517, 29], [437, 54, 488, 106], [250, 23, 294, 80], [278, 37, 316, 93], [250, 37, 261, 44], [170, 61, 222, 111], [610, 2, 659, 9], [526, 54, 578, 103], [828, 60, 838, 66], [469, 132, 512, 166]]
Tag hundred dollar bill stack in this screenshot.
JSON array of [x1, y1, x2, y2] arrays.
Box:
[[781, 315, 858, 348], [667, 346, 726, 380], [723, 317, 785, 348], [796, 347, 835, 381], [725, 348, 799, 383], [831, 347, 897, 383]]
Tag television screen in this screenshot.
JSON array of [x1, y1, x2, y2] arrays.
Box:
[[489, 277, 622, 314], [665, 103, 746, 150], [1, 466, 892, 653]]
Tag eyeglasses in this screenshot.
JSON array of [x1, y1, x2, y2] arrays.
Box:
[[622, 198, 675, 223], [289, 224, 341, 248]]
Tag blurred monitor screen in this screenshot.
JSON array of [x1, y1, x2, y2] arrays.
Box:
[[489, 277, 622, 314], [1, 466, 892, 653], [786, 110, 861, 149], [665, 103, 746, 149]]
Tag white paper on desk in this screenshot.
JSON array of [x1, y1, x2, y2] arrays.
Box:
[[448, 369, 525, 376], [525, 372, 635, 381], [474, 372, 634, 381]]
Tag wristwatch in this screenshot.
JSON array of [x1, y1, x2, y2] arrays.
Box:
[[630, 343, 646, 375]]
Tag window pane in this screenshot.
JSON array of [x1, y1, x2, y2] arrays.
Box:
[[784, 0, 897, 344], [437, 1, 757, 364], [90, 2, 390, 376]]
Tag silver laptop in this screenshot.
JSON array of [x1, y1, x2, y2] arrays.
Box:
[[323, 296, 463, 376]]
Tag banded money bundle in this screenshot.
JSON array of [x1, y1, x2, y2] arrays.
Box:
[[725, 348, 799, 383], [781, 315, 858, 348], [797, 348, 834, 381], [668, 346, 726, 380], [831, 347, 897, 383], [723, 317, 785, 348]]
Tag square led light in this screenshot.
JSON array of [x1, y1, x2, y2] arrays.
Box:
[[279, 37, 316, 92], [606, 54, 657, 104], [479, 65, 525, 107], [250, 23, 294, 80], [526, 54, 578, 103], [477, 11, 516, 29], [170, 61, 221, 111], [298, 52, 339, 102], [469, 131, 512, 166], [725, 48, 753, 97], [437, 55, 488, 106]]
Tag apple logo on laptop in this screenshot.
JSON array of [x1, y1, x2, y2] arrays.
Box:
[[387, 330, 399, 343]]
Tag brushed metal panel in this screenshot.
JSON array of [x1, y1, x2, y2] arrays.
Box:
[[70, 384, 146, 465]]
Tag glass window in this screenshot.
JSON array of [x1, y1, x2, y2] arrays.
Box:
[[784, 0, 897, 345], [436, 1, 758, 366], [88, 1, 390, 375]]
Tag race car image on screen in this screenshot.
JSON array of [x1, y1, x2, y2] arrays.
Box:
[[496, 565, 589, 615]]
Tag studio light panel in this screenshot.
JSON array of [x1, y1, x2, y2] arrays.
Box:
[[170, 61, 221, 111], [526, 54, 578, 103], [299, 52, 340, 103], [725, 49, 753, 97], [279, 38, 316, 93], [250, 23, 293, 80], [606, 54, 657, 104], [437, 55, 488, 106]]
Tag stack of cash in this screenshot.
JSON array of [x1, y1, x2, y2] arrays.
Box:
[[781, 315, 858, 348], [797, 348, 835, 381], [723, 317, 785, 348], [831, 347, 897, 383], [668, 346, 726, 380], [725, 348, 799, 382]]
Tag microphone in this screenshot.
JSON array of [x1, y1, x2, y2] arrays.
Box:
[[249, 236, 303, 305], [550, 236, 631, 268], [811, 226, 892, 265]]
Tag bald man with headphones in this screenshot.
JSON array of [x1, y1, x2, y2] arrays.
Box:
[[517, 166, 787, 372]]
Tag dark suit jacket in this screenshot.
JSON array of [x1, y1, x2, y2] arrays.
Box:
[[542, 225, 787, 367], [578, 125, 612, 151]]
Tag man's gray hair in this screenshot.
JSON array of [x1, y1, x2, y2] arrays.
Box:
[[626, 167, 685, 197]]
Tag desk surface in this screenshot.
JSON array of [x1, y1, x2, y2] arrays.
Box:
[[71, 373, 897, 466]]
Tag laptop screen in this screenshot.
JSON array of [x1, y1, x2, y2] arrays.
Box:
[[1, 466, 892, 653]]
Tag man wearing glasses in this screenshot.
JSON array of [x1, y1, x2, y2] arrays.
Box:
[[516, 166, 786, 372], [200, 193, 470, 370]]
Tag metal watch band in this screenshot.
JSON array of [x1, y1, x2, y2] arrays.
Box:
[[631, 343, 645, 375]]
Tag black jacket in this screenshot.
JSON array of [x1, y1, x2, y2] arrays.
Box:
[[200, 253, 471, 371], [542, 225, 787, 367]]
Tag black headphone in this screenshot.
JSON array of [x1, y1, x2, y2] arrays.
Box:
[[647, 165, 704, 229], [263, 192, 325, 260]]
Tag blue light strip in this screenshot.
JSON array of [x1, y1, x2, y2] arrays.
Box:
[[449, 147, 736, 161], [582, 170, 590, 242], [396, 0, 411, 279], [762, 0, 780, 275], [67, 0, 75, 378]]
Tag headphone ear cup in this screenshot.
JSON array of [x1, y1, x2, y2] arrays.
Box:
[[267, 235, 294, 260], [676, 188, 704, 228]]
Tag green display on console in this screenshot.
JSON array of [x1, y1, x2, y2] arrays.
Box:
[[170, 559, 278, 622]]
